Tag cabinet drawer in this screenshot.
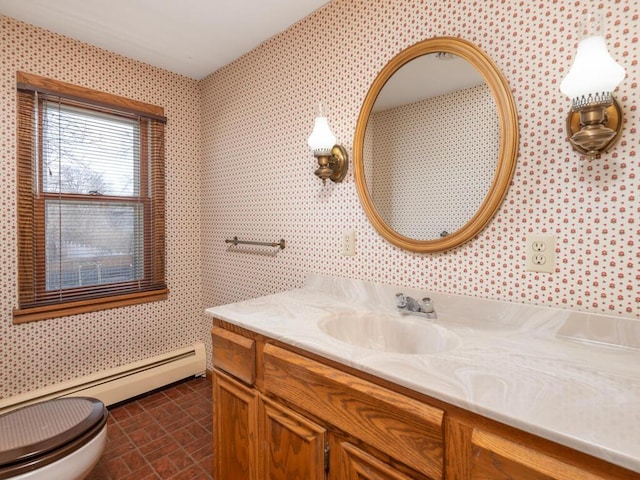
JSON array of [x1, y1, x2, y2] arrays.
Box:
[[212, 326, 256, 385], [471, 428, 613, 480], [263, 343, 444, 479]]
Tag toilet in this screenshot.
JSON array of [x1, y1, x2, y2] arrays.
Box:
[[0, 397, 108, 480]]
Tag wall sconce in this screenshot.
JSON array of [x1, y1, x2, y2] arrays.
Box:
[[560, 12, 625, 159], [307, 104, 348, 184]]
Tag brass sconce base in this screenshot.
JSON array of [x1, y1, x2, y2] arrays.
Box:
[[566, 97, 622, 159], [314, 145, 349, 183]]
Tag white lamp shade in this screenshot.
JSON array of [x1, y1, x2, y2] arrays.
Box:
[[307, 116, 336, 154], [560, 35, 625, 101]]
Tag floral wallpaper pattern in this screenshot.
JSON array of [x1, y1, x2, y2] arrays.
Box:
[[201, 0, 639, 319], [1, 0, 639, 398], [0, 15, 203, 397]]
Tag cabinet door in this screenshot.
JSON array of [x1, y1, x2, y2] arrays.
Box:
[[470, 428, 615, 480], [263, 343, 444, 478], [332, 439, 418, 480], [213, 370, 259, 480], [260, 396, 327, 480]]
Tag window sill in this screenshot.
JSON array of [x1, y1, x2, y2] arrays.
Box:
[[13, 288, 169, 324]]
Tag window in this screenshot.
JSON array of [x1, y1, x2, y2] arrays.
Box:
[[14, 72, 167, 323]]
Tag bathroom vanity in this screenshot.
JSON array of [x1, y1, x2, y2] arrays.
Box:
[[206, 275, 640, 479]]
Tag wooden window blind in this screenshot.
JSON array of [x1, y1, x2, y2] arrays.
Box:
[[14, 72, 168, 323]]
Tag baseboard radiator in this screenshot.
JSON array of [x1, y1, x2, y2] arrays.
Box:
[[0, 342, 206, 414]]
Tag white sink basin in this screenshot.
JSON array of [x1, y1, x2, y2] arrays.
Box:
[[318, 312, 459, 355]]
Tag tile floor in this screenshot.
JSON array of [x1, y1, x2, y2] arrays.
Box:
[[87, 376, 213, 480]]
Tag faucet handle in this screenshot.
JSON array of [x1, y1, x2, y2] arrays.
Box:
[[395, 293, 407, 308], [420, 297, 434, 313]]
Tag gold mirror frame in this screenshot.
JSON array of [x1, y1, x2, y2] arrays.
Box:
[[353, 37, 519, 253]]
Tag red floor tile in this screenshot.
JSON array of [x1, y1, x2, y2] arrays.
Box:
[[87, 376, 212, 480]]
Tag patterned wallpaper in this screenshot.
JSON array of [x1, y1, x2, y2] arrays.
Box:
[[368, 84, 499, 239], [1, 0, 639, 398], [0, 16, 204, 397], [201, 0, 639, 320]]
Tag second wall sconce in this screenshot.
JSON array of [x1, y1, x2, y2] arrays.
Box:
[[560, 12, 625, 159], [307, 103, 348, 184]]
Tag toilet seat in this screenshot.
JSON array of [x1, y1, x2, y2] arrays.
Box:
[[0, 397, 108, 480]]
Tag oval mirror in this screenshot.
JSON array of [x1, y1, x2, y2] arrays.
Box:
[[354, 37, 518, 252]]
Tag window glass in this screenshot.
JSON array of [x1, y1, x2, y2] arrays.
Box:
[[45, 200, 144, 290], [42, 102, 140, 197]]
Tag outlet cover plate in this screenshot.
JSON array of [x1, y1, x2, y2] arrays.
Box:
[[525, 234, 555, 273], [342, 230, 355, 256]]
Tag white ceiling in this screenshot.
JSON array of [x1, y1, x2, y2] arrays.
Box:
[[0, 0, 330, 79], [374, 53, 485, 112]]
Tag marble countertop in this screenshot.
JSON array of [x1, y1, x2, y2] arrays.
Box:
[[206, 274, 640, 473]]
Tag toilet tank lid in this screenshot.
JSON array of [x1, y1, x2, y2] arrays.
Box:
[[0, 397, 106, 466]]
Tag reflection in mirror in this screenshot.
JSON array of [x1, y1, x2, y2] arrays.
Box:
[[363, 53, 500, 240], [354, 37, 518, 253]]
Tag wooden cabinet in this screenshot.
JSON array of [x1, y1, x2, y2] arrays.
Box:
[[211, 321, 639, 480], [213, 369, 326, 480], [212, 326, 327, 480]]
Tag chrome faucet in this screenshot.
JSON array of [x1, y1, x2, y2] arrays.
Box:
[[395, 293, 437, 319]]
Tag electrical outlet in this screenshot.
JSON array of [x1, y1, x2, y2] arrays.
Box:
[[531, 240, 546, 252], [525, 235, 554, 273], [342, 230, 355, 256]]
